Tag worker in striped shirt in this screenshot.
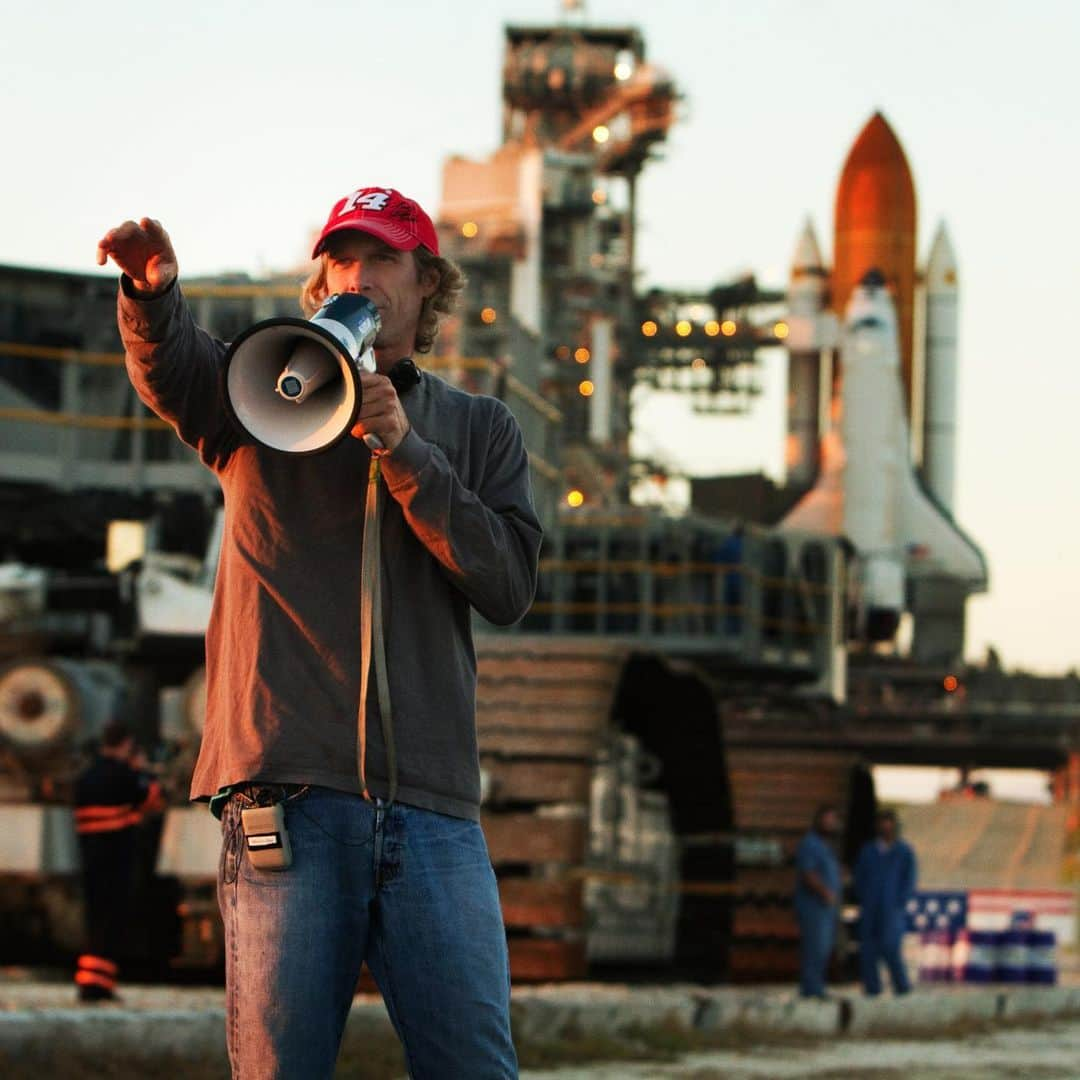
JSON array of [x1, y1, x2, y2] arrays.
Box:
[[73, 719, 165, 1002]]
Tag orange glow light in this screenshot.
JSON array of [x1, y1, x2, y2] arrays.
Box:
[[578, 380, 595, 397], [943, 675, 960, 693], [566, 489, 585, 508], [774, 321, 789, 339], [461, 221, 479, 239], [592, 125, 610, 144], [480, 307, 497, 325], [784, 432, 804, 468], [691, 357, 707, 371], [592, 189, 607, 205], [720, 319, 737, 337], [704, 320, 720, 337], [641, 320, 658, 337], [675, 320, 692, 337], [574, 347, 590, 364]]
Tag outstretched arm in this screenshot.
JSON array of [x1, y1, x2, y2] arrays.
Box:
[[98, 218, 236, 468]]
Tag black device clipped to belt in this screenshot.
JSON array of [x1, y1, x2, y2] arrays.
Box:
[[356, 357, 420, 807]]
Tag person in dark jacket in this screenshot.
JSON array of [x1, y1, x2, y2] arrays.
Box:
[[96, 187, 541, 1078], [794, 803, 842, 998], [855, 808, 918, 995], [74, 720, 164, 1002]]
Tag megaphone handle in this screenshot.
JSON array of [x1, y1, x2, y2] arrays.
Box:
[[363, 433, 385, 453]]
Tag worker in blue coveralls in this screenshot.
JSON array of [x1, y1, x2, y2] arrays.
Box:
[[855, 808, 917, 995], [794, 804, 842, 998]]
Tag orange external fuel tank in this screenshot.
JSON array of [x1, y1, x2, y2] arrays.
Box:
[[832, 112, 918, 417]]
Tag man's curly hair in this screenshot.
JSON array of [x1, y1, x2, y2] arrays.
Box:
[[299, 242, 465, 355]]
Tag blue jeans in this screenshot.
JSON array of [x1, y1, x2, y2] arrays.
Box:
[[795, 900, 836, 997], [218, 786, 517, 1079]]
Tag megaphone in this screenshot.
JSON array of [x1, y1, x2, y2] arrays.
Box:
[[223, 293, 381, 454]]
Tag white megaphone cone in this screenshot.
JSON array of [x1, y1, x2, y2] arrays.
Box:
[[223, 293, 382, 453]]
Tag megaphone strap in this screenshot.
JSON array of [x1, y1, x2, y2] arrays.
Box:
[[371, 466, 396, 802], [357, 456, 397, 805]]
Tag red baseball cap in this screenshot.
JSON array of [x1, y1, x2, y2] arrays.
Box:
[[312, 187, 440, 258]]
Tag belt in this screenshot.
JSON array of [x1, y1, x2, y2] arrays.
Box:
[[233, 782, 308, 805]]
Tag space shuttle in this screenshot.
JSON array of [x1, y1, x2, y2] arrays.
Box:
[[781, 113, 987, 658]]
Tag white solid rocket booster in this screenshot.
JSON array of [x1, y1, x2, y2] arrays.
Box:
[[784, 219, 837, 491], [921, 222, 959, 512]]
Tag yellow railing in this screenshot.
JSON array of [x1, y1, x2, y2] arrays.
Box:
[[528, 454, 560, 481], [0, 342, 124, 367], [0, 407, 167, 431], [528, 600, 825, 637], [507, 372, 562, 424], [539, 557, 834, 595], [0, 343, 564, 425]]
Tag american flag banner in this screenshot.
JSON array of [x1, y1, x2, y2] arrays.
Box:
[[905, 889, 1075, 945], [967, 889, 1076, 947], [906, 891, 968, 933]]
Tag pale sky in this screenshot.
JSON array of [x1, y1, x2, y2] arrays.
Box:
[[3, 0, 1078, 673]]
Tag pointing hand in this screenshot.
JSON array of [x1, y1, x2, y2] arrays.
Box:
[[96, 217, 178, 296]]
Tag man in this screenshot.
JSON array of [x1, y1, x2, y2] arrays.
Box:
[[96, 186, 541, 1078], [794, 803, 842, 998], [74, 720, 164, 1002], [855, 808, 917, 996]]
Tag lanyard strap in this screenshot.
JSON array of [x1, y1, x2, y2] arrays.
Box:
[[358, 456, 397, 804]]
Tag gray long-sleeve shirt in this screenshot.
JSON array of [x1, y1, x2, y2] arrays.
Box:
[[119, 280, 542, 820]]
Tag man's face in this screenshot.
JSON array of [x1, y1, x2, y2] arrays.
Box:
[[323, 232, 436, 363], [818, 809, 840, 836], [877, 815, 897, 843]]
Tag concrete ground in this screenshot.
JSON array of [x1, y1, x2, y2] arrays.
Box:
[[520, 1020, 1080, 1078], [3, 974, 1080, 1078]]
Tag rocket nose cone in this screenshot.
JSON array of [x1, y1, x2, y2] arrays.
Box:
[[925, 223, 959, 291], [791, 217, 825, 274], [861, 267, 887, 287]]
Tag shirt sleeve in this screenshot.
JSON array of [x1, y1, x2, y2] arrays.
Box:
[[795, 835, 818, 874], [381, 399, 542, 626], [118, 276, 238, 470]]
